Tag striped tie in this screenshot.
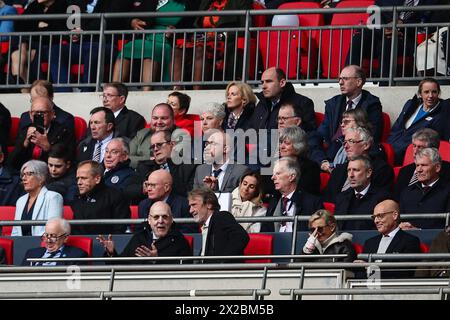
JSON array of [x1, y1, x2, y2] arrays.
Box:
[[93, 141, 102, 162], [400, 0, 416, 22]]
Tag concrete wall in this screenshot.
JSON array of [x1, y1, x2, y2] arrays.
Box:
[[2, 84, 450, 124]]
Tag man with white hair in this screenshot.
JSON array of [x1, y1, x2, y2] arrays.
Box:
[[103, 138, 136, 193], [22, 217, 88, 266]]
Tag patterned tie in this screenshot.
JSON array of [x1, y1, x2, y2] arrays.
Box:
[[160, 163, 170, 172], [212, 169, 222, 191], [281, 196, 289, 214], [355, 193, 363, 200], [92, 141, 102, 162], [345, 99, 353, 112], [422, 185, 431, 194], [227, 112, 238, 129]]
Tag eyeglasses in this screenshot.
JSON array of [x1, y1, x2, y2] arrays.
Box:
[[277, 116, 297, 122], [105, 149, 123, 156], [144, 182, 160, 189], [371, 211, 395, 220], [343, 139, 363, 146], [341, 119, 356, 125], [99, 94, 120, 100], [20, 171, 36, 179], [41, 233, 67, 243], [309, 226, 327, 233], [149, 214, 171, 221], [150, 141, 170, 151], [338, 76, 359, 82]]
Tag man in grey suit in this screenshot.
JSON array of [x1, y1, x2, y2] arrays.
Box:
[[194, 131, 249, 193]]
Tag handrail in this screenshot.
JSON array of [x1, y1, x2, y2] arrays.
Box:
[[279, 287, 450, 297], [358, 253, 450, 261]]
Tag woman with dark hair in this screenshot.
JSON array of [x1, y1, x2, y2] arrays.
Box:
[[167, 91, 198, 137], [387, 77, 447, 165], [231, 171, 266, 233]]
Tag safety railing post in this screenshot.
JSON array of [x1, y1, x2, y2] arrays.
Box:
[[388, 6, 399, 86], [241, 10, 251, 83], [95, 14, 106, 92]]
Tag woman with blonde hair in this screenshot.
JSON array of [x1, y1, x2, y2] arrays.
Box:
[[222, 82, 257, 131]]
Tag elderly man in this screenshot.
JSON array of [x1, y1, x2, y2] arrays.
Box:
[[277, 102, 303, 131], [136, 169, 197, 233], [261, 157, 323, 232], [126, 129, 197, 203], [129, 103, 190, 168], [335, 155, 390, 230], [22, 217, 88, 266], [249, 67, 316, 132], [309, 65, 383, 165], [103, 138, 136, 193], [194, 131, 249, 193], [188, 188, 249, 262], [98, 201, 192, 264], [0, 145, 23, 205], [361, 200, 421, 279], [323, 127, 393, 203], [394, 128, 450, 199], [71, 160, 130, 235], [100, 82, 145, 139], [399, 148, 450, 230], [77, 107, 117, 163], [8, 97, 75, 170]]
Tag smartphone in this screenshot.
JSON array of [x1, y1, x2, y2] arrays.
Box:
[[33, 112, 45, 134]]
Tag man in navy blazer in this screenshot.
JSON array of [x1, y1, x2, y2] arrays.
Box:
[[136, 169, 197, 233], [22, 217, 88, 266], [309, 65, 383, 165], [361, 199, 421, 279]]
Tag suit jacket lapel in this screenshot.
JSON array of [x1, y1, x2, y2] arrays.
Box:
[[385, 230, 403, 253], [220, 166, 232, 192]]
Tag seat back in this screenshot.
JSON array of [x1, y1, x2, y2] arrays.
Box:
[[393, 166, 402, 185], [380, 142, 395, 167], [323, 202, 335, 214], [244, 233, 273, 263], [320, 1, 374, 78], [403, 140, 450, 166], [74, 116, 87, 143], [315, 111, 325, 127], [8, 117, 20, 147], [353, 243, 364, 255], [0, 238, 14, 265], [320, 172, 330, 192], [381, 112, 391, 143], [0, 206, 16, 236], [63, 206, 74, 220], [40, 236, 93, 257], [420, 242, 429, 253], [184, 235, 194, 251]]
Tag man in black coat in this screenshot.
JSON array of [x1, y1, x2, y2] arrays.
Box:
[[335, 155, 390, 230], [323, 127, 393, 203], [0, 102, 11, 159], [394, 128, 450, 200], [360, 200, 421, 279], [188, 187, 249, 263], [22, 217, 88, 266], [71, 160, 130, 235], [261, 157, 323, 232], [8, 97, 76, 171], [98, 201, 192, 264], [249, 67, 316, 132], [399, 148, 450, 230]]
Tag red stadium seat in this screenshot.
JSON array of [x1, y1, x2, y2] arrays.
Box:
[[74, 116, 87, 143], [323, 202, 335, 214], [184, 235, 194, 250], [0, 238, 14, 265], [7, 117, 20, 153], [130, 206, 139, 220], [315, 111, 325, 127], [244, 233, 273, 263], [353, 243, 363, 255], [380, 142, 395, 167], [63, 206, 74, 220], [320, 172, 330, 192], [403, 140, 450, 166], [0, 206, 15, 236], [41, 236, 93, 257], [320, 1, 374, 78], [393, 166, 402, 185], [381, 112, 391, 143], [420, 243, 429, 253]]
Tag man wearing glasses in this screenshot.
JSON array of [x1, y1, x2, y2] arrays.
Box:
[[359, 199, 421, 279], [309, 65, 383, 165], [323, 127, 393, 203], [8, 97, 76, 171], [22, 217, 88, 266]]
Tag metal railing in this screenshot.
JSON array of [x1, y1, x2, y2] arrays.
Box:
[[0, 5, 449, 91]]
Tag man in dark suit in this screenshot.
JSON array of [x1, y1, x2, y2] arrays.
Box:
[[136, 169, 197, 233], [360, 199, 421, 279], [399, 148, 450, 230], [188, 188, 249, 263], [125, 129, 197, 203], [323, 127, 393, 203], [22, 217, 88, 266], [261, 157, 323, 232], [194, 131, 249, 193], [99, 82, 145, 139], [98, 201, 192, 264], [77, 107, 117, 163], [335, 155, 390, 230], [309, 65, 383, 165], [8, 97, 76, 171], [394, 128, 450, 199]]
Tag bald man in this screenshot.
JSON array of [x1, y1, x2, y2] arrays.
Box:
[[8, 97, 75, 170], [98, 201, 192, 264], [136, 170, 197, 233], [361, 199, 421, 279]]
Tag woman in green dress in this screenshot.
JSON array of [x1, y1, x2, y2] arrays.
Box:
[[113, 0, 194, 90]]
